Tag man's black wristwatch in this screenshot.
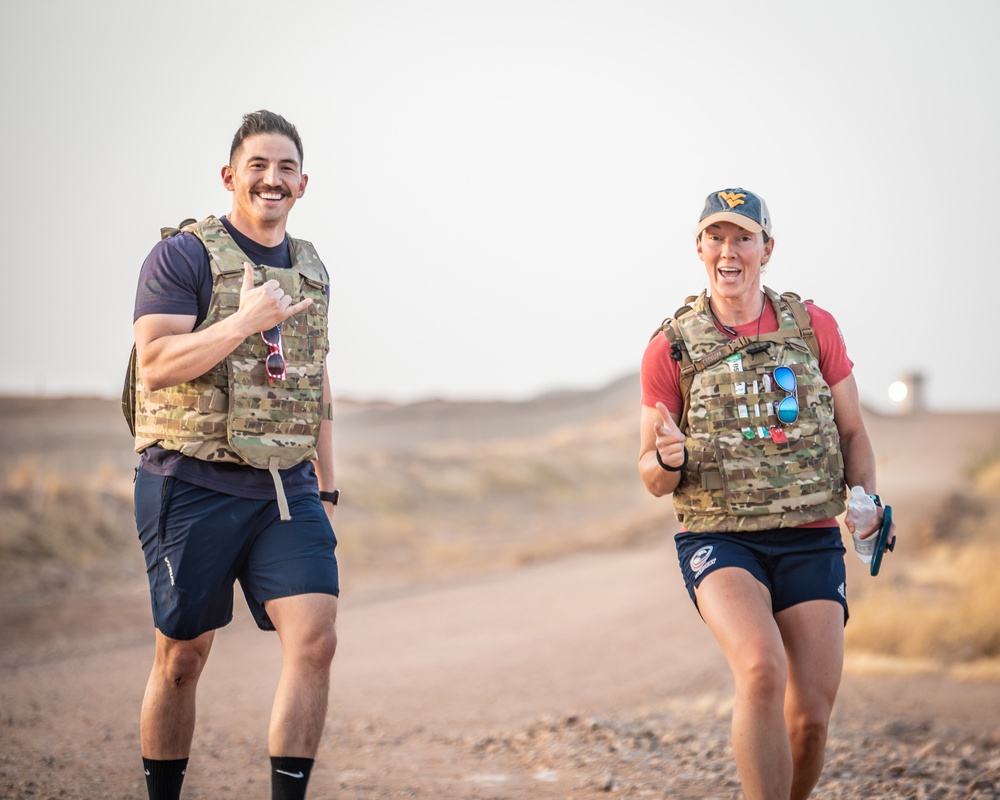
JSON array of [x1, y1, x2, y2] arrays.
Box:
[[319, 490, 340, 506]]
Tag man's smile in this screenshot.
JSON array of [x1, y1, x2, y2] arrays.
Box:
[[254, 188, 289, 201]]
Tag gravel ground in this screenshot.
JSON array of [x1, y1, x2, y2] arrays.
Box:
[[466, 708, 1000, 799]]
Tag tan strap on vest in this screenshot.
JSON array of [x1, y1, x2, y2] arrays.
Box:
[[269, 456, 292, 521], [780, 291, 820, 362]]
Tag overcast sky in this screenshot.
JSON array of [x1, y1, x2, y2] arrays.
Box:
[[3, 0, 998, 412]]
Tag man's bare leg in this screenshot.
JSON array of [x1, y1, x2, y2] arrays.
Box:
[[141, 630, 215, 758], [266, 593, 339, 757]]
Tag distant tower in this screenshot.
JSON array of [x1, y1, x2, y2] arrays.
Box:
[[892, 372, 926, 414]]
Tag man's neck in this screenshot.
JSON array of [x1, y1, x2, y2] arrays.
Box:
[[225, 211, 287, 248]]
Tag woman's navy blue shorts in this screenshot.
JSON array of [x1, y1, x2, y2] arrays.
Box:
[[674, 526, 848, 622], [134, 469, 340, 641]]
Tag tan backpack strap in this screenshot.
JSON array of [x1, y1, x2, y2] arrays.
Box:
[[121, 344, 138, 436], [653, 318, 695, 434], [781, 291, 820, 362]]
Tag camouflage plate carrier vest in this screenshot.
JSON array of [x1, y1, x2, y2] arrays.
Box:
[[124, 216, 331, 520], [653, 286, 846, 532]]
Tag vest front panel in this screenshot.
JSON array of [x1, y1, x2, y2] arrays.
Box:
[[671, 289, 846, 532], [133, 217, 329, 470]]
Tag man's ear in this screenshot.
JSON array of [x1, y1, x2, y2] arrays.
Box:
[[221, 164, 235, 192]]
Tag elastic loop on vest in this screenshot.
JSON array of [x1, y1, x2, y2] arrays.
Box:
[[196, 390, 229, 414], [702, 473, 724, 490]]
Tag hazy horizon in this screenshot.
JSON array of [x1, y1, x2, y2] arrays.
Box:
[[3, 0, 998, 414]]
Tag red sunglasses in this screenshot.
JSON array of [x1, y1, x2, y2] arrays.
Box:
[[261, 325, 286, 383]]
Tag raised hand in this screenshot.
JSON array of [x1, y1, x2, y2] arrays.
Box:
[[654, 402, 687, 470], [238, 262, 313, 333]]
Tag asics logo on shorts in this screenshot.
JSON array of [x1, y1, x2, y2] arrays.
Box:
[[690, 545, 717, 578]]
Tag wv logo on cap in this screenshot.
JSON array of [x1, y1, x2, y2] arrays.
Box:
[[718, 191, 747, 209]]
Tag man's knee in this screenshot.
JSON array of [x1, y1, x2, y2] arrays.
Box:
[[270, 594, 338, 667], [299, 623, 337, 668], [154, 633, 213, 687]]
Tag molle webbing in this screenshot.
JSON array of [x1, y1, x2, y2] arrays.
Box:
[[654, 287, 846, 532], [652, 288, 820, 435], [130, 216, 330, 520]]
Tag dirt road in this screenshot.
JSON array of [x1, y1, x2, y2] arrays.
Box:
[[3, 539, 999, 799]]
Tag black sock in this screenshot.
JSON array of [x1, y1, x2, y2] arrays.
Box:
[[142, 757, 188, 800], [270, 756, 315, 800]]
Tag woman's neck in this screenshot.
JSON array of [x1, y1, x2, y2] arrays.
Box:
[[709, 291, 766, 329]]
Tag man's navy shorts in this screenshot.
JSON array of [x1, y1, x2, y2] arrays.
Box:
[[674, 526, 848, 623], [135, 469, 340, 641]]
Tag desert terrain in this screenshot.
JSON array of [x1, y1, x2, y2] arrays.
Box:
[[1, 377, 998, 799]]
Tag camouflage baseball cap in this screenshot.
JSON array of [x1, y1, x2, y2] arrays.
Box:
[[698, 188, 772, 236]]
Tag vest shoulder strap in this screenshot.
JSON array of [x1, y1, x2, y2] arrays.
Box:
[[122, 344, 138, 435], [160, 218, 198, 240], [650, 313, 696, 433], [779, 291, 820, 362]]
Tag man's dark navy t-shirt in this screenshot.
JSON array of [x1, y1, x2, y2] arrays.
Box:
[[132, 216, 321, 499]]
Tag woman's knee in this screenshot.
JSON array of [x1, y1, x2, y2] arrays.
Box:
[[734, 648, 787, 702], [788, 712, 829, 754]]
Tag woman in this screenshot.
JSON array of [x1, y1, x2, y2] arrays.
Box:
[[638, 188, 894, 800]]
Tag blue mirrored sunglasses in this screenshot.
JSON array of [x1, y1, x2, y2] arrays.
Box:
[[773, 365, 798, 425]]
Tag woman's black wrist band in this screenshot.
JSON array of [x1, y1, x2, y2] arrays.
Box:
[[656, 447, 688, 472]]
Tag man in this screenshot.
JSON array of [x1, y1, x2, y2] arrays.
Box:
[[129, 110, 340, 800], [638, 188, 895, 800]]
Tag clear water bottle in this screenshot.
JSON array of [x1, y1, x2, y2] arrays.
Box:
[[846, 485, 878, 564]]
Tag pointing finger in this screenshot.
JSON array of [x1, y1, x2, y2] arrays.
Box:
[[655, 403, 683, 434], [282, 297, 314, 319]]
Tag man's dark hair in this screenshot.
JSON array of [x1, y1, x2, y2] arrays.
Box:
[[230, 110, 304, 168]]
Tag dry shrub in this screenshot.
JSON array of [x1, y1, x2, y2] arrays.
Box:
[[0, 459, 135, 571], [846, 442, 1000, 665], [846, 542, 1000, 663], [974, 458, 1000, 494]]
